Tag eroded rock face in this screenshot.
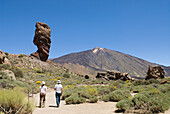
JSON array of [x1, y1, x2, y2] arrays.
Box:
[[145, 65, 165, 80], [0, 50, 9, 64], [96, 71, 134, 81], [0, 50, 5, 64], [31, 22, 51, 61]]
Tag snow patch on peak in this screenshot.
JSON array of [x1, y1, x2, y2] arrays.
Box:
[[92, 47, 104, 53], [93, 48, 99, 53]]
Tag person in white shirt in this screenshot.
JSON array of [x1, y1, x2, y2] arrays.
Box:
[[54, 80, 63, 107], [39, 81, 47, 108]]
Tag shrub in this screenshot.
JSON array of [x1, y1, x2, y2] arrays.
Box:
[[86, 87, 98, 96], [18, 54, 24, 58], [20, 101, 34, 114], [145, 79, 160, 85], [116, 99, 133, 111], [0, 71, 10, 80], [131, 85, 145, 93], [11, 67, 24, 78], [107, 89, 131, 102], [108, 83, 117, 91], [0, 89, 34, 114], [158, 84, 170, 93], [98, 86, 110, 96], [63, 74, 70, 78], [62, 90, 73, 100], [13, 87, 28, 94], [63, 85, 74, 91], [89, 96, 98, 103], [12, 60, 19, 64], [0, 64, 10, 70], [5, 52, 9, 59], [78, 91, 91, 99], [133, 80, 145, 86], [147, 93, 170, 113], [65, 93, 86, 104], [103, 95, 110, 102], [131, 94, 149, 109], [126, 90, 170, 113], [109, 81, 123, 89]]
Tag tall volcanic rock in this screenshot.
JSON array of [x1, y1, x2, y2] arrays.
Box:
[[31, 22, 51, 61], [51, 47, 170, 78], [145, 65, 165, 80]]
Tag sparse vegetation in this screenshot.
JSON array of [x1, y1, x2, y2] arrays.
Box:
[[0, 53, 170, 114], [63, 73, 70, 78], [0, 89, 34, 114], [11, 67, 24, 78], [65, 93, 86, 104]]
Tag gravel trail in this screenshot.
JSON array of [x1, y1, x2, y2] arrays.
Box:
[[33, 91, 120, 114]]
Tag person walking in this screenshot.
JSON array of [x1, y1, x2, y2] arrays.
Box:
[[54, 80, 63, 107], [39, 81, 47, 108]]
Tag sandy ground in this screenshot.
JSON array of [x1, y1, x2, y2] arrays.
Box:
[[33, 91, 120, 114]]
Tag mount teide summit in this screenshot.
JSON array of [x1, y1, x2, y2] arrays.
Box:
[[51, 47, 170, 78]]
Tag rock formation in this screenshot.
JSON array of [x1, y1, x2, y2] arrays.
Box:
[[0, 50, 5, 64], [145, 65, 165, 80], [161, 79, 168, 84], [0, 69, 16, 81], [31, 22, 51, 61], [96, 70, 134, 81], [0, 50, 9, 64]]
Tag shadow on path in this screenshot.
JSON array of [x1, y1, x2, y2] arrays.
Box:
[[49, 105, 58, 108]]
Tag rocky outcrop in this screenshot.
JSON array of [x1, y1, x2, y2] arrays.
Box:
[[0, 69, 16, 81], [31, 22, 51, 61], [96, 71, 134, 81], [161, 79, 167, 84], [0, 50, 10, 64], [145, 65, 165, 80], [0, 50, 5, 64]]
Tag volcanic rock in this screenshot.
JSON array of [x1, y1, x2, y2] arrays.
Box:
[[31, 22, 51, 61], [0, 50, 9, 64], [96, 70, 133, 81], [0, 50, 5, 64], [145, 65, 165, 80], [161, 79, 168, 84]]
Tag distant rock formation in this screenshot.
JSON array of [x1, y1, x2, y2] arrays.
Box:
[[31, 22, 51, 61], [145, 65, 165, 80], [0, 50, 9, 64], [161, 79, 168, 84], [96, 70, 134, 81]]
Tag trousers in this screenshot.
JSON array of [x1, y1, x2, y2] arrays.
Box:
[[40, 93, 46, 108], [55, 92, 61, 107]]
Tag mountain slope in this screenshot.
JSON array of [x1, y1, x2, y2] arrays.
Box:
[[51, 47, 170, 78]]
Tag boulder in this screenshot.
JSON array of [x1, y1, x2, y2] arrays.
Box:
[[96, 71, 132, 81], [31, 22, 51, 61], [0, 50, 5, 64], [161, 79, 168, 84], [0, 69, 16, 81], [0, 50, 10, 65], [145, 65, 165, 80]]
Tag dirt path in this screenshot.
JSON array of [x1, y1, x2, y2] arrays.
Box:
[[33, 91, 120, 114]]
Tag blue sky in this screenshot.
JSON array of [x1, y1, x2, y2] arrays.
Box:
[[0, 0, 170, 66]]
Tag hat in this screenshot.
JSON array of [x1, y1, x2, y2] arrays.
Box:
[[41, 81, 45, 85], [57, 80, 61, 84]]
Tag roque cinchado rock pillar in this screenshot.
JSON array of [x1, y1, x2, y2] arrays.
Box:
[[31, 22, 51, 61]]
